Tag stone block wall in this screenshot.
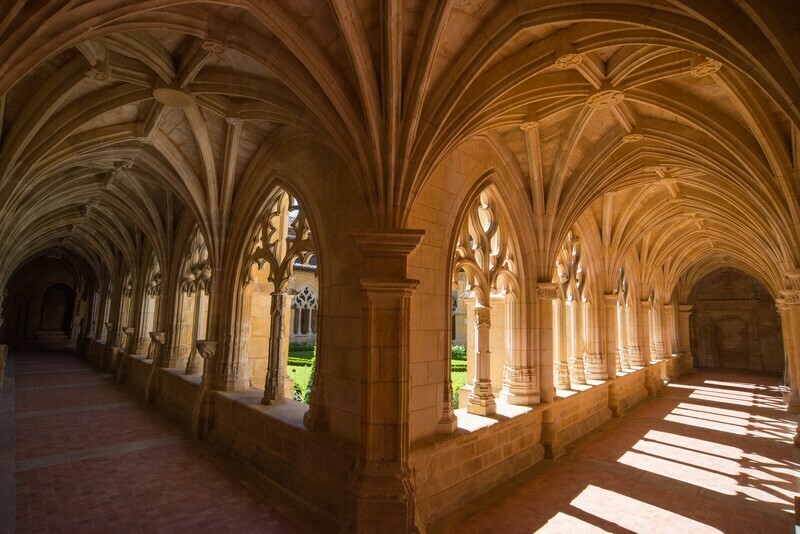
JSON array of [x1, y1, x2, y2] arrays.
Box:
[[411, 408, 545, 523], [211, 392, 354, 524], [155, 369, 201, 431], [555, 384, 612, 446]]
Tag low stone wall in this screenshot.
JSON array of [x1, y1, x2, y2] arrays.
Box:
[[124, 355, 153, 403], [155, 369, 201, 430], [555, 383, 613, 447], [615, 368, 649, 413], [413, 360, 675, 526], [211, 392, 355, 524], [411, 407, 545, 523]]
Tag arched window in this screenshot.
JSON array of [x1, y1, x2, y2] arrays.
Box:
[[449, 186, 533, 417], [137, 257, 161, 356], [231, 187, 316, 405], [177, 228, 211, 374], [118, 274, 133, 347], [555, 232, 587, 387]]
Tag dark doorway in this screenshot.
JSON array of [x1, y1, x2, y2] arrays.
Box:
[[39, 283, 74, 334], [690, 269, 783, 373]]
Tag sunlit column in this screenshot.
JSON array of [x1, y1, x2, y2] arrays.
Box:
[[468, 304, 496, 415], [603, 294, 620, 375], [554, 299, 571, 388], [616, 299, 629, 369], [663, 304, 676, 357], [583, 300, 606, 380], [262, 291, 289, 405], [568, 300, 586, 384], [537, 284, 558, 402], [626, 301, 644, 366], [500, 295, 539, 405]]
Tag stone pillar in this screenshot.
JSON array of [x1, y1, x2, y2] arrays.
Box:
[[653, 304, 668, 360], [536, 284, 558, 401], [663, 304, 676, 357], [500, 297, 539, 405], [583, 300, 607, 380], [554, 298, 571, 388], [776, 300, 798, 413], [349, 230, 423, 532], [262, 291, 289, 405], [626, 302, 644, 366], [603, 295, 620, 376], [568, 301, 586, 384], [145, 332, 166, 402], [192, 340, 219, 438], [467, 304, 496, 415], [221, 284, 253, 391], [616, 299, 629, 369], [640, 300, 653, 364], [678, 304, 694, 371]]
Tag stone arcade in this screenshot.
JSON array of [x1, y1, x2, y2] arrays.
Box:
[[0, 1, 799, 532]]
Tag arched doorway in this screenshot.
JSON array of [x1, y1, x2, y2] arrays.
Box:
[[39, 283, 75, 335], [691, 269, 783, 373]]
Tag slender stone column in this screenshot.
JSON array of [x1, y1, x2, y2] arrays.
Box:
[[262, 291, 289, 405], [640, 300, 654, 364], [653, 304, 667, 359], [626, 302, 644, 366], [349, 229, 423, 533], [537, 284, 558, 401], [616, 300, 629, 369], [500, 296, 539, 405], [568, 301, 586, 384], [678, 304, 694, 371], [192, 340, 219, 438], [603, 295, 620, 376], [583, 300, 606, 380], [776, 300, 798, 413], [467, 304, 496, 415], [554, 298, 571, 388], [663, 304, 676, 357]]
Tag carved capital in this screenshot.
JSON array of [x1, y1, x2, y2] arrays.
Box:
[[149, 331, 166, 345], [123, 326, 135, 335], [604, 294, 618, 309], [622, 133, 643, 143], [474, 305, 491, 329], [195, 340, 219, 360], [537, 283, 558, 301], [225, 116, 243, 127], [780, 289, 800, 305], [519, 120, 540, 132], [641, 301, 653, 311]]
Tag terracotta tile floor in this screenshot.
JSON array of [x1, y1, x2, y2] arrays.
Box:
[[4, 350, 330, 533], [433, 369, 800, 534]]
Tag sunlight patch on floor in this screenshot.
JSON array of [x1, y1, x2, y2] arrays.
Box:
[[568, 485, 723, 533]]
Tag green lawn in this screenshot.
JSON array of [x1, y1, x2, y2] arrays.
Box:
[[288, 363, 313, 392]]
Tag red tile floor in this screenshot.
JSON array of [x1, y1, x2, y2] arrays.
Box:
[[4, 350, 331, 533], [432, 369, 800, 533], [3, 351, 798, 533]]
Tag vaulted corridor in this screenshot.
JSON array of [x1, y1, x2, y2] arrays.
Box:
[[2, 350, 797, 532]]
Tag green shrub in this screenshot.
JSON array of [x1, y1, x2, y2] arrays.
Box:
[[451, 372, 467, 409], [451, 361, 467, 373], [451, 344, 467, 361], [303, 345, 317, 404], [289, 341, 315, 352]]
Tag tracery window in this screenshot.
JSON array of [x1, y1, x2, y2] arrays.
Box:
[[138, 256, 161, 356], [555, 232, 587, 386], [291, 284, 318, 337], [178, 229, 211, 374], [446, 186, 535, 418], [232, 187, 316, 405]]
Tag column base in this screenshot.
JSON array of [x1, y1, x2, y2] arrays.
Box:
[[466, 397, 496, 416], [500, 388, 540, 406], [347, 464, 420, 533]]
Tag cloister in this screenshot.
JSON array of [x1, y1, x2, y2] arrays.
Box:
[[0, 1, 799, 532]]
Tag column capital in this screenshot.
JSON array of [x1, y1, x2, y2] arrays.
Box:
[[780, 289, 800, 305], [663, 303, 674, 311], [195, 340, 219, 360], [353, 229, 424, 279], [537, 283, 559, 300], [603, 294, 618, 309], [776, 299, 789, 314], [357, 278, 419, 295], [641, 300, 653, 311], [149, 331, 166, 345], [678, 304, 693, 312]]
